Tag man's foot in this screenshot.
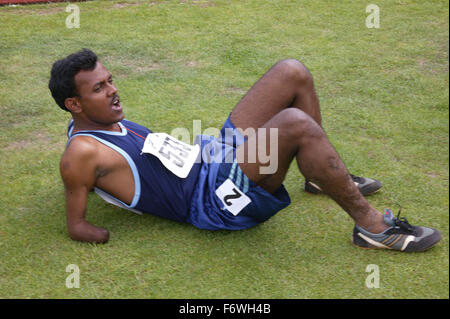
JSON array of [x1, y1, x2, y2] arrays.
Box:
[[304, 174, 382, 196], [352, 209, 441, 252]]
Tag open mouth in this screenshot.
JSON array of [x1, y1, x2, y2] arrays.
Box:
[[111, 96, 122, 111]]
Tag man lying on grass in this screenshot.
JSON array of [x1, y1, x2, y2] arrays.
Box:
[[49, 49, 441, 252]]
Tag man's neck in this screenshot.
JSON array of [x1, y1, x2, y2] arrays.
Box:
[[72, 120, 121, 133]]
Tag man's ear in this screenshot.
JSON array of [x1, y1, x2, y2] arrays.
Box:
[[65, 97, 82, 113]]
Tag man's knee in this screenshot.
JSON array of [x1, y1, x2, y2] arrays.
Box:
[[277, 108, 323, 140], [273, 59, 313, 84]]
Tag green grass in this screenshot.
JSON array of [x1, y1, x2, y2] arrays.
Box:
[[0, 0, 448, 299]]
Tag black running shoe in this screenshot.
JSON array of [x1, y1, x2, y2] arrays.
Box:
[[352, 209, 442, 252], [304, 174, 382, 196]]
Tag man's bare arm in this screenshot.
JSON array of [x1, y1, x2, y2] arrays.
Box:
[[60, 137, 109, 243]]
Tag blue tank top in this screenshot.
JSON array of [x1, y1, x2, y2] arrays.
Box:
[[67, 119, 201, 223]]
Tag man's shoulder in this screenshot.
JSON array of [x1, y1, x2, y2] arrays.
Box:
[[60, 135, 102, 184], [63, 135, 100, 163]]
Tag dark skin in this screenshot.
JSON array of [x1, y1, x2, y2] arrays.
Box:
[[231, 60, 385, 232], [60, 59, 388, 244], [61, 62, 133, 243]]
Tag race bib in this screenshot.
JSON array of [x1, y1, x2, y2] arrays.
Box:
[[141, 133, 200, 178], [215, 179, 251, 216]]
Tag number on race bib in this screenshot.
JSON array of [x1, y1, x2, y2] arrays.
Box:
[[141, 133, 200, 178], [215, 179, 251, 216], [158, 137, 190, 167], [223, 188, 242, 206]]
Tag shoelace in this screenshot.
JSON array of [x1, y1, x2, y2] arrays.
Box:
[[393, 208, 415, 232]]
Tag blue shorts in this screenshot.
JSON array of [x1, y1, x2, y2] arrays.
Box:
[[187, 115, 291, 230]]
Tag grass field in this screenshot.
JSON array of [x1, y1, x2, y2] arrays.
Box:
[[0, 0, 448, 299]]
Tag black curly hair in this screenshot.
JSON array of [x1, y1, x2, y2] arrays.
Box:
[[48, 48, 98, 112]]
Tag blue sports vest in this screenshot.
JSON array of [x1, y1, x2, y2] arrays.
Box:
[[67, 119, 201, 223]]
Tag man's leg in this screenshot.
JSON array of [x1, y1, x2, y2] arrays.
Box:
[[229, 60, 440, 251], [230, 59, 382, 196], [230, 59, 321, 131], [235, 108, 387, 233]]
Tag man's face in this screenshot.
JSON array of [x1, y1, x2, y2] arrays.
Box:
[[73, 62, 124, 125]]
